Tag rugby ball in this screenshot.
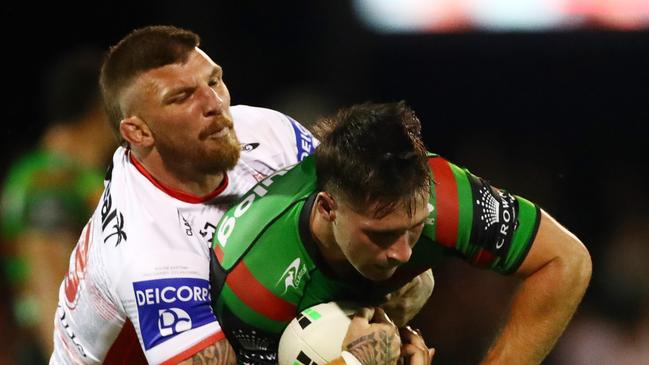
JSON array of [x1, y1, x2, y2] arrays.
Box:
[[278, 302, 357, 365]]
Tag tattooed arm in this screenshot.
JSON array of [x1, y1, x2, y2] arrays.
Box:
[[327, 307, 401, 365], [177, 338, 237, 365]]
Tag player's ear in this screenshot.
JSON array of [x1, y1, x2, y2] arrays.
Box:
[[120, 116, 154, 148], [315, 192, 337, 222]]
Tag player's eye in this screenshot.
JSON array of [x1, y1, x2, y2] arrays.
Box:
[[366, 230, 402, 248], [165, 92, 189, 104], [168, 93, 189, 104]]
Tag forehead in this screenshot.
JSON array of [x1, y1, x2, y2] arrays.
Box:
[[124, 48, 220, 100], [341, 195, 430, 230], [144, 48, 217, 84]]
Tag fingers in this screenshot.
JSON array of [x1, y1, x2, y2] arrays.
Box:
[[400, 326, 433, 365], [372, 307, 396, 327], [399, 326, 425, 348], [354, 306, 375, 321], [349, 307, 375, 329], [401, 343, 431, 365]]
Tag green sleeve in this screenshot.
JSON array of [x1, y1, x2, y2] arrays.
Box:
[[419, 155, 541, 274]]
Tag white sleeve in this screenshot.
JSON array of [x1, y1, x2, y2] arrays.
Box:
[[231, 105, 319, 174], [117, 247, 224, 365], [50, 202, 126, 364]]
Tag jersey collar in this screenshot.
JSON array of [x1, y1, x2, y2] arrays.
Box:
[[129, 150, 229, 204]]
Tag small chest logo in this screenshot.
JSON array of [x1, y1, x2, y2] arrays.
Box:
[[276, 258, 307, 295], [240, 142, 260, 152]]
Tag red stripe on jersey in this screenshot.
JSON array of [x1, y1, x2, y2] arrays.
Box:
[[160, 332, 226, 365], [428, 157, 459, 247], [103, 320, 147, 365], [214, 244, 225, 262], [227, 261, 296, 321], [472, 249, 496, 269], [129, 150, 229, 203]]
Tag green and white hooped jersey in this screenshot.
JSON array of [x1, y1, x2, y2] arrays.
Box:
[[210, 154, 540, 364]]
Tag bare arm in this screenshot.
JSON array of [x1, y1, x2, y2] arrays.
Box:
[[177, 338, 237, 365], [481, 209, 592, 364]]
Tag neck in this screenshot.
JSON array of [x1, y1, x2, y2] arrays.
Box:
[[130, 148, 225, 197]]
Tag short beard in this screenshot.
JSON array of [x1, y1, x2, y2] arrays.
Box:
[[155, 130, 241, 177], [199, 134, 240, 173]]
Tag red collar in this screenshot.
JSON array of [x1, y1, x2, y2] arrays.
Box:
[[129, 151, 228, 203]]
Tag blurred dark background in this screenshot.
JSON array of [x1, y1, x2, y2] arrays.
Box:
[[1, 1, 648, 364]]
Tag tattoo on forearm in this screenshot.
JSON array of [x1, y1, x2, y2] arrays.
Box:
[[191, 340, 236, 365], [345, 330, 398, 365]]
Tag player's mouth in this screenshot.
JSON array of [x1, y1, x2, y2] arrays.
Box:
[[209, 126, 231, 139], [201, 119, 233, 140]]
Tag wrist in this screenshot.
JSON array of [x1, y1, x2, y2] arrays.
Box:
[[341, 350, 363, 365]]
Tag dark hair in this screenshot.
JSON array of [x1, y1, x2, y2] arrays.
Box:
[[314, 101, 431, 217], [42, 47, 104, 123], [99, 25, 200, 143]]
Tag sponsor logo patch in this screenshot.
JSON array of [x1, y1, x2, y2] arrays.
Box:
[[287, 116, 316, 162], [469, 175, 518, 257], [133, 278, 216, 349]]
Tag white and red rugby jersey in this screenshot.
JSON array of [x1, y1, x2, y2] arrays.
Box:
[[50, 105, 317, 365]]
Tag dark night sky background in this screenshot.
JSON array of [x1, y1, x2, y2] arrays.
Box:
[[1, 1, 648, 363]]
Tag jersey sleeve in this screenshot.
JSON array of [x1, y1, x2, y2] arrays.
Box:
[[422, 156, 541, 274], [119, 250, 225, 365], [231, 105, 318, 175]]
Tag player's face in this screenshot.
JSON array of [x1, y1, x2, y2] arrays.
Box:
[[332, 196, 429, 281], [126, 47, 239, 175]]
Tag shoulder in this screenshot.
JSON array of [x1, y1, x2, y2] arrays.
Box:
[[231, 104, 287, 125], [231, 104, 293, 140], [214, 158, 317, 269], [232, 105, 317, 157]]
